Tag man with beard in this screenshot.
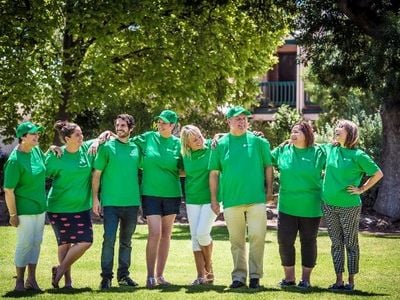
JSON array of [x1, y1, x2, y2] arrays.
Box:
[[92, 114, 141, 289], [209, 106, 273, 289]]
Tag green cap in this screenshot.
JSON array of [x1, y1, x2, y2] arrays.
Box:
[[154, 110, 178, 124], [15, 121, 44, 138], [226, 106, 251, 119]]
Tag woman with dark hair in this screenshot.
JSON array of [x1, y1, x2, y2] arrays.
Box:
[[323, 120, 383, 291], [271, 121, 325, 289], [180, 125, 216, 285], [46, 120, 98, 288], [132, 110, 182, 288], [3, 121, 46, 291]]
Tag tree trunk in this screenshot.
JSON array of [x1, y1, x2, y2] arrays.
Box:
[[374, 101, 400, 220]]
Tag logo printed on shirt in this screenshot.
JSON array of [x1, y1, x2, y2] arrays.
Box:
[[301, 157, 311, 162]]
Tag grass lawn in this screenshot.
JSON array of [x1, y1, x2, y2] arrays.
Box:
[[0, 224, 399, 299]]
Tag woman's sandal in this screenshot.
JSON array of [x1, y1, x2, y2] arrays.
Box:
[[205, 271, 214, 284], [25, 280, 43, 292], [51, 266, 59, 288], [156, 276, 171, 286]]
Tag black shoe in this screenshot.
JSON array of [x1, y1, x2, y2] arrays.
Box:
[[249, 278, 260, 289], [229, 280, 246, 288], [118, 276, 139, 287], [100, 278, 112, 290], [297, 280, 311, 289], [279, 279, 296, 288]]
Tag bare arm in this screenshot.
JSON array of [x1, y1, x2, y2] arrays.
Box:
[[209, 170, 220, 215], [4, 188, 19, 227], [92, 169, 103, 217], [347, 170, 384, 195], [266, 166, 274, 202]]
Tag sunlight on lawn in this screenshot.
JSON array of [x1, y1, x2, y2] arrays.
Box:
[[0, 224, 399, 299]]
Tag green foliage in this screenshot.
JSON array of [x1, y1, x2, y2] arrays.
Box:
[[252, 105, 301, 148], [0, 0, 291, 147], [305, 68, 383, 160], [314, 112, 382, 161]]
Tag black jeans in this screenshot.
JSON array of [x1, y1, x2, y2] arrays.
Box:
[[277, 211, 321, 268]]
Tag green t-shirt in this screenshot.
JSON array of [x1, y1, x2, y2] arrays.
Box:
[[271, 144, 325, 217], [208, 131, 272, 208], [183, 139, 212, 205], [94, 138, 141, 206], [132, 131, 182, 197], [3, 146, 46, 215], [46, 140, 95, 213], [322, 144, 380, 207]]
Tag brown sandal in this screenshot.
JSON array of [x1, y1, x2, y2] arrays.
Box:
[[205, 271, 214, 284], [51, 266, 59, 288]]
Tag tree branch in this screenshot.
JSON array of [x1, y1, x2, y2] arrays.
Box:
[[337, 0, 384, 39]]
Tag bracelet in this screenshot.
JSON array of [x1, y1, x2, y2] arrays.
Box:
[[9, 213, 17, 217]]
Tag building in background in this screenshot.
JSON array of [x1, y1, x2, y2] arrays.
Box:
[[253, 38, 321, 121]]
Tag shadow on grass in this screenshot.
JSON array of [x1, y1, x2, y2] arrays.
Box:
[[2, 285, 390, 297], [2, 287, 92, 297], [2, 289, 44, 298], [278, 285, 389, 297], [47, 287, 92, 294]]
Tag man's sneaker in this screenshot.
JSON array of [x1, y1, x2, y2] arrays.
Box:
[[279, 279, 296, 288], [118, 276, 138, 287], [297, 280, 311, 289], [249, 278, 260, 289], [100, 278, 111, 290], [229, 280, 246, 288]]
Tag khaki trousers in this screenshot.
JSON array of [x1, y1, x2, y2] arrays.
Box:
[[224, 203, 266, 283]]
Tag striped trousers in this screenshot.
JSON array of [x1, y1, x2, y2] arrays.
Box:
[[322, 204, 361, 275]]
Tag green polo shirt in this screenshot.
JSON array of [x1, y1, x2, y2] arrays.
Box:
[[183, 139, 212, 205], [46, 140, 95, 213], [322, 144, 380, 207], [94, 138, 141, 206], [3, 146, 46, 215], [208, 131, 272, 208], [272, 144, 325, 217], [132, 131, 182, 197]]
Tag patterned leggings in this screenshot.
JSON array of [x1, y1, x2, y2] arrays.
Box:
[[322, 204, 361, 275]]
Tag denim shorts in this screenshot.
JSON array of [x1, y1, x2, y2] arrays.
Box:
[[141, 195, 181, 217]]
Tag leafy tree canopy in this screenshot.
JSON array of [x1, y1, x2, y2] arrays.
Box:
[[0, 0, 292, 144], [292, 0, 400, 219]]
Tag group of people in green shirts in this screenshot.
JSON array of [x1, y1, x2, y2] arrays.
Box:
[[3, 106, 383, 293]]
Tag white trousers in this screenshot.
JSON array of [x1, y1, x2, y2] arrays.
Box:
[[15, 213, 45, 267], [186, 204, 217, 251]]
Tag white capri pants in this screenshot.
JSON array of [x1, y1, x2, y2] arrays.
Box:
[[186, 204, 217, 251], [15, 213, 46, 267]]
